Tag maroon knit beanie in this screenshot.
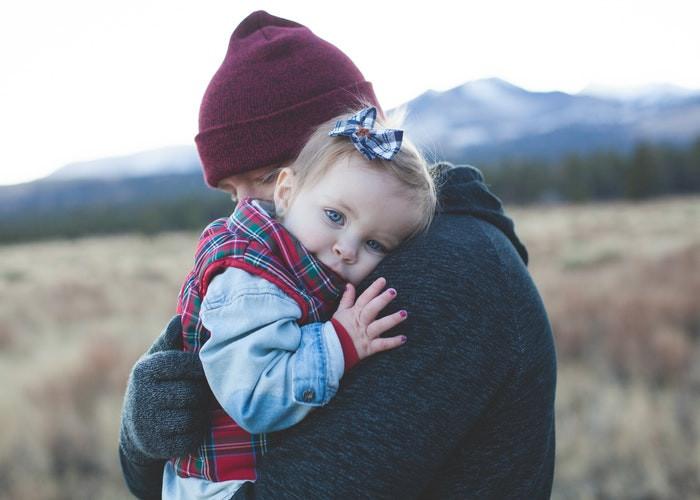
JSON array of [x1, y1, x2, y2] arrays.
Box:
[[195, 10, 382, 187]]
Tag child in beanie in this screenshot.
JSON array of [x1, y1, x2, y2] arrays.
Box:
[[164, 106, 436, 498]]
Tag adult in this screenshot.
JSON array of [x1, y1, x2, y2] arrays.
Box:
[[119, 10, 556, 499]]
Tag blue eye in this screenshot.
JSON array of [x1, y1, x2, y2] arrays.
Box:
[[324, 209, 345, 225], [366, 239, 387, 253]]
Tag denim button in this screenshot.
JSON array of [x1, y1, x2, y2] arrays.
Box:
[[303, 389, 315, 402]]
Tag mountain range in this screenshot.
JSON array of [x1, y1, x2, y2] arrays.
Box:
[[1, 78, 699, 243], [44, 78, 700, 181], [403, 78, 700, 164]]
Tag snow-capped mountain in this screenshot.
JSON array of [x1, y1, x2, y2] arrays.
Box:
[[401, 78, 700, 163], [38, 78, 700, 182]]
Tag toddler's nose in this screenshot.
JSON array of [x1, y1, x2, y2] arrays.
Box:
[[333, 242, 357, 263]]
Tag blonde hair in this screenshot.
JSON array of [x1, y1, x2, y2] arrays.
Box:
[[289, 107, 437, 239]]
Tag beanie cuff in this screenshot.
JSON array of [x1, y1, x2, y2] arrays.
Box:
[[195, 81, 379, 187]]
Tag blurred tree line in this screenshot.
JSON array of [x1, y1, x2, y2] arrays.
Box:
[[0, 193, 232, 244], [1, 138, 698, 244], [481, 138, 700, 204]]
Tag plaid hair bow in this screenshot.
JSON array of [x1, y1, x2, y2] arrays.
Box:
[[328, 107, 403, 160]]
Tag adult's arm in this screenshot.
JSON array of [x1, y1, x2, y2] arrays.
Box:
[[234, 216, 555, 499], [118, 315, 210, 498]]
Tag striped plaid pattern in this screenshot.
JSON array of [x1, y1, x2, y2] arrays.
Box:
[[328, 106, 404, 160], [172, 198, 344, 482]]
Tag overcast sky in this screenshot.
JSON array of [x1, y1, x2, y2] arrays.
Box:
[[1, 0, 698, 185]]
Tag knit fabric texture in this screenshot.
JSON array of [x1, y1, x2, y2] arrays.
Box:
[[119, 315, 209, 464], [195, 10, 381, 187]]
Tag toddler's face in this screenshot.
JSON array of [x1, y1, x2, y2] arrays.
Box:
[[274, 155, 420, 285]]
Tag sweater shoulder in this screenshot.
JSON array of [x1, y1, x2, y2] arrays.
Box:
[[392, 214, 550, 361]]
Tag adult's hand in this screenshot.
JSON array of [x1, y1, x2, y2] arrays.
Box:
[[119, 315, 210, 464]]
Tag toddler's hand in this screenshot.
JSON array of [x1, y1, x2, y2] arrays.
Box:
[[332, 277, 408, 361]]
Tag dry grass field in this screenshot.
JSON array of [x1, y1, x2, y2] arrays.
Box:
[[0, 196, 698, 499]]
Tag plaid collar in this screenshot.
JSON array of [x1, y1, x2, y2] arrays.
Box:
[[227, 197, 344, 303]]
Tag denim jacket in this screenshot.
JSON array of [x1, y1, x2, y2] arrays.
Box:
[[199, 266, 345, 430]]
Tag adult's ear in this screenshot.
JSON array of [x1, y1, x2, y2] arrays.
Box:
[[273, 167, 296, 216]]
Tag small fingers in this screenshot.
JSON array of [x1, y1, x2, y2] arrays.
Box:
[[366, 310, 407, 338], [369, 334, 407, 355], [337, 283, 356, 310], [360, 288, 399, 324], [355, 277, 387, 309]]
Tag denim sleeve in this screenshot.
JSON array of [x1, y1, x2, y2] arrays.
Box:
[[198, 267, 345, 434]]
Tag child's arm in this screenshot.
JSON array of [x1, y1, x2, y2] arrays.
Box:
[[199, 267, 403, 435]]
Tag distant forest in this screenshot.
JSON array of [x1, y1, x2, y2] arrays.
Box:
[[1, 138, 699, 244], [479, 137, 700, 204]]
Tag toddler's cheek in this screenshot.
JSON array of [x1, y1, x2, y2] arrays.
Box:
[[353, 263, 381, 286]]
